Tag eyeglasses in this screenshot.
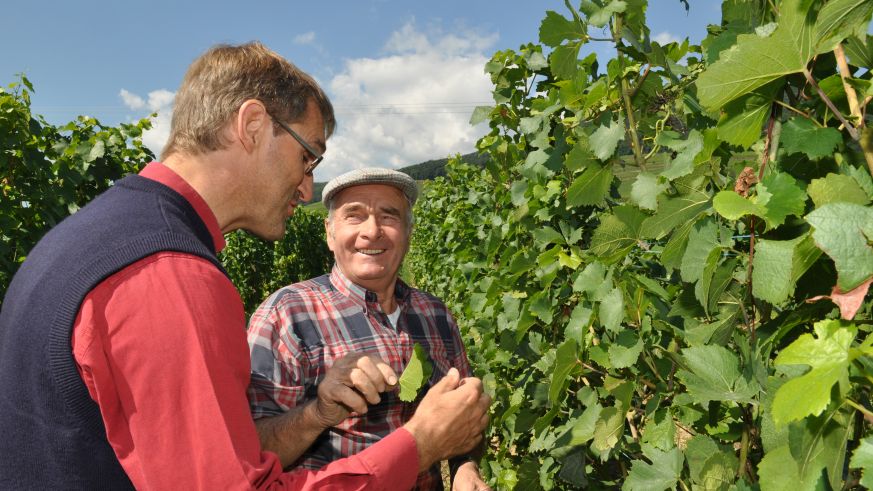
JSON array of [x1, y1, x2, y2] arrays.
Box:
[[267, 111, 324, 175]]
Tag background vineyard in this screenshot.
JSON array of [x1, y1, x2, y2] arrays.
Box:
[[408, 0, 873, 489]]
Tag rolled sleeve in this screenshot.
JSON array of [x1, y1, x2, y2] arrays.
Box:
[[247, 297, 309, 419]]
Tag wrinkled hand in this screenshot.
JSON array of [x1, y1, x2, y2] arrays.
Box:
[[314, 353, 397, 428], [403, 368, 491, 471], [452, 461, 491, 491]]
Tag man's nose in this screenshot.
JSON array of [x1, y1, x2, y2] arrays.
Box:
[[297, 173, 314, 203], [361, 215, 381, 239]]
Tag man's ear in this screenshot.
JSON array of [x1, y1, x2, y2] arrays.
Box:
[[236, 100, 269, 153], [324, 217, 336, 251]]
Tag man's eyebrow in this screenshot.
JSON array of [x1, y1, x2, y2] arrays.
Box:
[[379, 205, 402, 217]]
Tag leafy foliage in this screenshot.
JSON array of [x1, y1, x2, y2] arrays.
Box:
[[0, 77, 154, 302], [220, 206, 333, 316], [408, 0, 873, 488]]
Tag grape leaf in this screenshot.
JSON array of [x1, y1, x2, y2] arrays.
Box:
[[807, 173, 870, 207], [716, 81, 781, 149], [659, 130, 704, 180], [780, 117, 842, 160], [589, 116, 626, 160], [697, 0, 815, 111], [589, 206, 646, 260], [539, 10, 586, 47], [622, 445, 683, 491], [771, 320, 855, 425], [640, 189, 711, 239], [753, 234, 822, 305], [630, 172, 667, 211], [850, 437, 873, 489], [806, 202, 873, 291], [676, 345, 758, 404], [680, 219, 721, 283], [567, 162, 614, 207], [608, 330, 644, 369], [398, 343, 434, 402]]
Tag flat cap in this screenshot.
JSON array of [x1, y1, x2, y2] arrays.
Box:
[[322, 167, 419, 205]]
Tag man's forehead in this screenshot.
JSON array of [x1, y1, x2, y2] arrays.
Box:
[[333, 184, 408, 208]]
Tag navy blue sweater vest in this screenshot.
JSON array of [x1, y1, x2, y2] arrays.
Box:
[[0, 174, 226, 489]]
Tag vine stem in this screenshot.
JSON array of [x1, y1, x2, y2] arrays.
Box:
[[846, 398, 873, 422], [737, 423, 750, 480], [612, 14, 646, 170], [745, 109, 777, 339], [834, 44, 873, 176], [802, 67, 859, 140]]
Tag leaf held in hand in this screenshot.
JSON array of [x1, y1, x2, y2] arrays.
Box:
[[398, 343, 433, 402]]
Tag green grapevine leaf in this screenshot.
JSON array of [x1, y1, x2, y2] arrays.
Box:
[[593, 406, 625, 452], [780, 117, 842, 160], [756, 445, 822, 491], [677, 345, 758, 404], [608, 329, 643, 369], [580, 0, 627, 28], [753, 234, 822, 305], [640, 190, 711, 239], [398, 343, 434, 402], [551, 42, 582, 79], [756, 172, 808, 228], [806, 202, 873, 291], [629, 172, 667, 211], [713, 190, 765, 220], [550, 339, 579, 403], [539, 10, 586, 47], [807, 173, 870, 207], [599, 287, 625, 333], [815, 0, 873, 54], [697, 0, 815, 110], [589, 206, 646, 261], [850, 437, 873, 488], [589, 116, 626, 161], [566, 162, 614, 207], [771, 321, 855, 425], [622, 445, 683, 491], [680, 219, 721, 283], [658, 130, 704, 180], [716, 81, 781, 149]]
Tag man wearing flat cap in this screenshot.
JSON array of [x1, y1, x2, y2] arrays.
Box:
[[247, 168, 490, 490]]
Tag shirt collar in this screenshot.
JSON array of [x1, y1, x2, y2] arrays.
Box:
[[139, 162, 226, 253], [329, 265, 411, 313]]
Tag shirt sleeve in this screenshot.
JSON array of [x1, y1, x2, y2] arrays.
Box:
[[72, 252, 419, 491], [247, 293, 309, 419]]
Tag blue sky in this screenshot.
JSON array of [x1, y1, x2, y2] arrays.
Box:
[[2, 0, 721, 179]]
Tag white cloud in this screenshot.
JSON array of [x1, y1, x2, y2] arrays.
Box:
[[294, 31, 316, 45], [119, 88, 175, 157], [119, 89, 145, 110], [321, 22, 496, 179], [653, 31, 680, 45], [116, 23, 498, 174]]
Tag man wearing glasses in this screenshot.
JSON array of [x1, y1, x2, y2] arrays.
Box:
[[0, 42, 489, 490]]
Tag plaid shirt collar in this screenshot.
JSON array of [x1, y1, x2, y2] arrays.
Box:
[[328, 265, 411, 314]]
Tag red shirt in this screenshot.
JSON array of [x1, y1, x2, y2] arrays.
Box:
[[71, 162, 419, 490]]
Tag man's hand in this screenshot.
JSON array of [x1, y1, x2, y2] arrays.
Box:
[[314, 352, 398, 428], [402, 368, 491, 471], [452, 462, 491, 491]]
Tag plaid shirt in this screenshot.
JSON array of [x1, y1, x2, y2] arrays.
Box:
[[247, 267, 472, 490]]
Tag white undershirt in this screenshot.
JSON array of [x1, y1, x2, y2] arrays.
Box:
[[386, 308, 401, 328]]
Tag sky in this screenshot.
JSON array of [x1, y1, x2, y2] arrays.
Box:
[[1, 1, 721, 180]]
